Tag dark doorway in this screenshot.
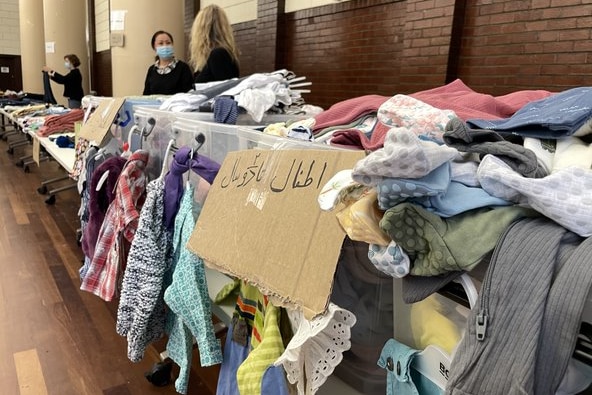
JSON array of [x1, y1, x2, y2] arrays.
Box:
[[0, 55, 22, 92], [87, 0, 113, 96]]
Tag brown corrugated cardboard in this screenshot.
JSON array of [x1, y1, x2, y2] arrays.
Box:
[[187, 148, 365, 319], [78, 97, 125, 145]]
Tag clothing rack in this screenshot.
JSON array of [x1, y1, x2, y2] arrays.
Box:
[[159, 132, 207, 179], [127, 116, 156, 151], [169, 132, 206, 154]]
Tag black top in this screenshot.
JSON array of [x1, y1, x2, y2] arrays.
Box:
[[143, 60, 194, 95], [51, 68, 84, 101], [194, 47, 239, 83]]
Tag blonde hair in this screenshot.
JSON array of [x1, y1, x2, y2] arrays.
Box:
[[189, 4, 240, 72]]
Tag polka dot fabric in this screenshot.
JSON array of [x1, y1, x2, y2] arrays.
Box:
[[352, 129, 459, 186], [379, 202, 535, 276], [478, 154, 592, 237], [367, 241, 411, 278]]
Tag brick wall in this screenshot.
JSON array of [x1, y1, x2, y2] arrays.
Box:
[[458, 0, 592, 95], [255, 0, 284, 72], [234, 20, 258, 77], [233, 0, 592, 109], [281, 0, 407, 109], [397, 0, 457, 92]]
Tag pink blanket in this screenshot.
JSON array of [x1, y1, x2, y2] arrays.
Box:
[[329, 79, 554, 151], [313, 94, 389, 133], [410, 79, 554, 121]]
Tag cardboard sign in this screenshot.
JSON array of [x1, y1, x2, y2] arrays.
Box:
[[74, 121, 81, 147], [32, 136, 40, 166], [78, 97, 125, 145], [187, 148, 365, 319]]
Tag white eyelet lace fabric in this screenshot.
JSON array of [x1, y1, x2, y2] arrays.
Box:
[[274, 303, 356, 395]]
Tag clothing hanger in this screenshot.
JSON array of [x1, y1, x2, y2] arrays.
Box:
[[159, 138, 177, 180], [120, 117, 155, 155], [160, 133, 208, 182], [127, 124, 144, 149], [121, 124, 140, 157], [186, 147, 194, 188], [93, 147, 111, 191], [194, 132, 205, 152], [142, 117, 156, 141], [287, 81, 312, 88]]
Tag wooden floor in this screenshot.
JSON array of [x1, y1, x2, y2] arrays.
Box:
[[0, 133, 219, 395]]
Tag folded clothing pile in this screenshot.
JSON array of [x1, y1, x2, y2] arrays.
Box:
[[37, 108, 84, 137]]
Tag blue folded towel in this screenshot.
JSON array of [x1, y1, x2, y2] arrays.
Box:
[[55, 135, 74, 148], [467, 87, 592, 139]]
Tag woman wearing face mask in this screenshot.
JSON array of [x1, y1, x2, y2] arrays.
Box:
[[42, 54, 84, 109], [143, 30, 194, 96]]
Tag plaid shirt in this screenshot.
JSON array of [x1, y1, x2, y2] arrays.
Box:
[[80, 150, 149, 301]]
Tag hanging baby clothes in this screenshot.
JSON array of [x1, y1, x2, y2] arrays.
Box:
[[217, 282, 261, 395], [116, 177, 172, 362], [163, 146, 221, 230], [218, 318, 251, 395], [236, 296, 288, 395], [71, 137, 91, 180], [80, 150, 149, 301], [163, 184, 223, 394], [274, 303, 356, 395], [79, 150, 121, 279], [78, 145, 99, 276], [80, 156, 127, 267]]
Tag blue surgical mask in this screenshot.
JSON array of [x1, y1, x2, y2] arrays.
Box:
[[64, 61, 71, 70], [156, 45, 174, 59]]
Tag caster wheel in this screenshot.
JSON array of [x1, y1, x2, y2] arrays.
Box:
[[6, 148, 13, 155], [24, 165, 30, 173], [144, 361, 172, 387], [37, 185, 48, 195], [16, 160, 23, 167], [44, 195, 56, 205]]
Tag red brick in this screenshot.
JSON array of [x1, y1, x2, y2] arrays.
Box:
[[231, 0, 592, 109]]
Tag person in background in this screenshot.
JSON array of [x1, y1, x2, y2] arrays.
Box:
[[189, 4, 240, 83], [143, 30, 194, 96], [42, 54, 84, 109]]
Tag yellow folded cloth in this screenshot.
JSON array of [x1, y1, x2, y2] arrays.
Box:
[[336, 190, 391, 246]]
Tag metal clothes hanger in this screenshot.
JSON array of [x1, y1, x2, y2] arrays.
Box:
[[159, 133, 207, 181], [142, 117, 156, 142], [159, 138, 177, 180]]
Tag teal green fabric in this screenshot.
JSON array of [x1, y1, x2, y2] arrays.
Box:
[[164, 185, 223, 394], [379, 203, 537, 275], [378, 338, 443, 395]]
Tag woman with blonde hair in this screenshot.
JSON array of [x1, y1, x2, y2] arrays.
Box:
[[189, 4, 240, 83]]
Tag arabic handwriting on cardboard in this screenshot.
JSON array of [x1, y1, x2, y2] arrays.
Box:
[[220, 153, 328, 193]]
